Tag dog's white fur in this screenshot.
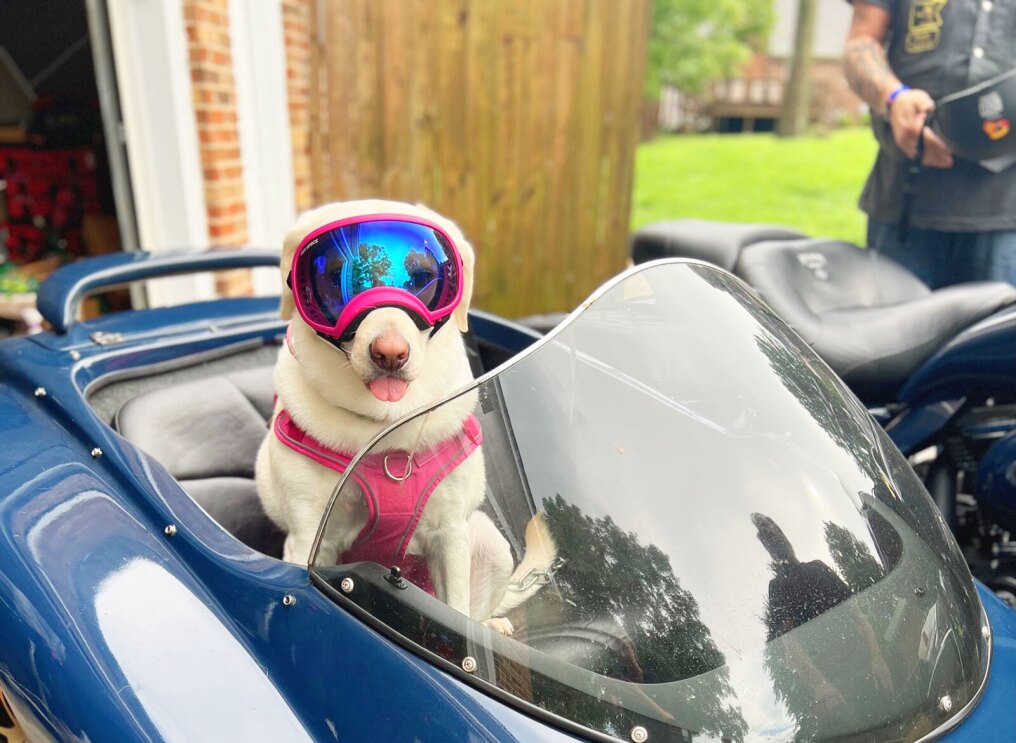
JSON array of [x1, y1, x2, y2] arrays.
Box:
[[255, 199, 555, 629]]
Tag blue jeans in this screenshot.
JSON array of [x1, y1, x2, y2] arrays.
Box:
[[867, 220, 1016, 289]]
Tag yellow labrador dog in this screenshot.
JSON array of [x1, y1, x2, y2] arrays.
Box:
[[256, 199, 555, 632]]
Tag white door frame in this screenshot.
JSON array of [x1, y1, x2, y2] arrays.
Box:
[[104, 0, 213, 306], [230, 0, 296, 297]]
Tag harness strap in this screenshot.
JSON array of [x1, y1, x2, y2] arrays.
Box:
[[273, 409, 483, 591]]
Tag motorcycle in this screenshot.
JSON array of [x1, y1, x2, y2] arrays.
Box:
[[630, 220, 1016, 601]]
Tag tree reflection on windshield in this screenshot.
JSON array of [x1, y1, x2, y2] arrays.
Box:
[[537, 494, 749, 742]]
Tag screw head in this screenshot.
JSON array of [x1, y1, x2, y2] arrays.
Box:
[[33, 387, 47, 398], [340, 577, 355, 594], [69, 350, 81, 361], [461, 656, 477, 673], [282, 594, 296, 607], [939, 695, 953, 713], [631, 726, 649, 743], [983, 624, 991, 640], [164, 524, 177, 537], [90, 447, 103, 458]]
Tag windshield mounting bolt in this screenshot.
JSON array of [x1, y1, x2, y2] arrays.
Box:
[[385, 565, 408, 590], [630, 726, 649, 742], [461, 656, 477, 673], [914, 586, 925, 597], [938, 695, 953, 713], [69, 350, 81, 361], [33, 387, 47, 398], [164, 524, 177, 537], [982, 625, 991, 640], [90, 447, 103, 459], [340, 577, 355, 594], [282, 594, 296, 607]]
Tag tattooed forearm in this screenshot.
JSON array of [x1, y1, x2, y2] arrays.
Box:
[[843, 36, 899, 114]]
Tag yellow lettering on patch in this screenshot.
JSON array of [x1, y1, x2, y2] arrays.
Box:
[[905, 0, 949, 54]]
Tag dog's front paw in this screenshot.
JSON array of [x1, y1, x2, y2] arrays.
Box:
[[483, 616, 514, 636]]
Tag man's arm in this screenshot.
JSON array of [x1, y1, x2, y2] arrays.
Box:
[[843, 1, 953, 167], [843, 2, 899, 114]]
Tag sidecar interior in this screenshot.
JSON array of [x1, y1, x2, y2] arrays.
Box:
[[111, 353, 287, 558], [93, 324, 506, 559], [632, 220, 1016, 402]]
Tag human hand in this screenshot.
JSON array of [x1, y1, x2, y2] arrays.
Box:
[[888, 88, 954, 168]]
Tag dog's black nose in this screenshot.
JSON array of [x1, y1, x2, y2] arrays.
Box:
[[370, 334, 409, 371]]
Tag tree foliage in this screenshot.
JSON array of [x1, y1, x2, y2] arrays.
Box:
[[351, 242, 392, 293], [646, 0, 773, 98], [542, 494, 748, 741]]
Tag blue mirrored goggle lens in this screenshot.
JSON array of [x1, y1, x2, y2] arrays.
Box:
[[296, 220, 459, 326]]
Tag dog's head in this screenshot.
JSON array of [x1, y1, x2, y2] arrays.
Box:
[[280, 200, 476, 421]]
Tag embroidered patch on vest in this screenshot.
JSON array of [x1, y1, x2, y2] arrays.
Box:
[[905, 0, 948, 54]]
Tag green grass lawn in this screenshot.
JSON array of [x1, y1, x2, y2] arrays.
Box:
[[631, 127, 879, 246]]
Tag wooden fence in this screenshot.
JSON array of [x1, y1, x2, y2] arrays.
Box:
[[309, 0, 651, 318]]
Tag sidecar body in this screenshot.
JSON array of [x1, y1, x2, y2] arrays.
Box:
[[0, 250, 1013, 742]]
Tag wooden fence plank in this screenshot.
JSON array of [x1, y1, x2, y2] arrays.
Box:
[[311, 0, 648, 317]]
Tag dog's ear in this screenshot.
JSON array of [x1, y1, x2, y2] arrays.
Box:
[[279, 226, 300, 321], [454, 233, 475, 333]]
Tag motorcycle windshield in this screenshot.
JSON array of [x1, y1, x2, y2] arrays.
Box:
[[309, 261, 989, 743]]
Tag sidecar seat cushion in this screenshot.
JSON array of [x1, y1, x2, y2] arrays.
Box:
[[115, 372, 284, 557], [630, 220, 807, 271], [116, 376, 268, 480], [739, 238, 1016, 401]]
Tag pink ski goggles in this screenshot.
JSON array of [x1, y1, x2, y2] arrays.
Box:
[[288, 214, 464, 342]]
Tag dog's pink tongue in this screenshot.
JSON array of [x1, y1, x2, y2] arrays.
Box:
[[369, 377, 408, 402]]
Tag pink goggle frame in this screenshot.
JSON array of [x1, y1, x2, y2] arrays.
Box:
[[288, 213, 465, 342]]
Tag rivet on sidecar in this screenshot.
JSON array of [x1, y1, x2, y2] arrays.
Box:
[[164, 524, 177, 537], [461, 656, 477, 673], [630, 725, 649, 742], [69, 350, 81, 361], [340, 577, 355, 594], [33, 387, 46, 398], [90, 447, 103, 458], [282, 594, 296, 607], [938, 695, 953, 713]]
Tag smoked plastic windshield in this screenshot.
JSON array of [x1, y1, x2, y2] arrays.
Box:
[[310, 261, 988, 742]]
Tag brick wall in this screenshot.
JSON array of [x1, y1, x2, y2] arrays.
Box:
[[282, 0, 315, 214], [183, 0, 252, 296]]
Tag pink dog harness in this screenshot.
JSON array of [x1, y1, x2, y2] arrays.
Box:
[[274, 409, 483, 594]]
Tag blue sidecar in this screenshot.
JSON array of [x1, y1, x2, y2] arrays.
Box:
[[0, 249, 1013, 742]]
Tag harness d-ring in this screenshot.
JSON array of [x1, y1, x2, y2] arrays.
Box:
[[383, 455, 413, 482]]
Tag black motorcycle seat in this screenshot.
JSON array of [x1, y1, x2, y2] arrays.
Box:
[[630, 220, 806, 271], [739, 238, 1016, 402]]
